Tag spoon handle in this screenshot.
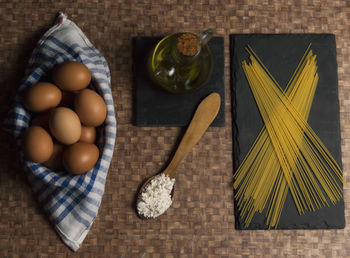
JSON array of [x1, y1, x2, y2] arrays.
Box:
[[164, 92, 221, 178]]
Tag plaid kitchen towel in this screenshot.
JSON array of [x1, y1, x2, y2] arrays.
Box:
[[2, 12, 116, 251]]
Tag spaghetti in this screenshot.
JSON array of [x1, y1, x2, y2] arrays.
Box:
[[234, 45, 343, 228]]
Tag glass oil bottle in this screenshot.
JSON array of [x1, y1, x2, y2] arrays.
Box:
[[148, 29, 214, 94]]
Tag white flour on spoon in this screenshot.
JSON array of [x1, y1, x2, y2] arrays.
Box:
[[137, 173, 175, 218]]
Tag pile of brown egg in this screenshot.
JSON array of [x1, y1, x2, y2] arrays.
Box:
[[22, 61, 107, 174]]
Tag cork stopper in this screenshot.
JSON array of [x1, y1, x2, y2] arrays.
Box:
[[177, 33, 200, 56]]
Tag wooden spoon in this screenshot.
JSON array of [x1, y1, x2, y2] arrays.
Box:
[[137, 92, 221, 216]]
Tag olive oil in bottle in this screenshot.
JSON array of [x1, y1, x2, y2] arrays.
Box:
[[148, 29, 213, 94]]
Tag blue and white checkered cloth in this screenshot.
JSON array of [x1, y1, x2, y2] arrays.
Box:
[[2, 12, 116, 251]]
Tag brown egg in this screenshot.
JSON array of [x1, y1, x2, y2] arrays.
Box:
[[43, 142, 65, 170], [49, 107, 81, 145], [24, 82, 62, 112], [52, 61, 91, 91], [63, 142, 99, 174], [74, 89, 107, 126], [79, 126, 96, 143], [31, 110, 52, 131], [22, 126, 53, 163]]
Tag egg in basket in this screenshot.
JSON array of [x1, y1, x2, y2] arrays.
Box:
[[22, 61, 106, 175]]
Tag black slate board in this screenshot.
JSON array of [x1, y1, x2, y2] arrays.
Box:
[[230, 34, 345, 229], [133, 36, 225, 127]]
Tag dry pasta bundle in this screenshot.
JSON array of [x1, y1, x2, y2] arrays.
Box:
[[234, 45, 344, 228]]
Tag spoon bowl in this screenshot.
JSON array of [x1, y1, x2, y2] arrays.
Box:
[[136, 174, 176, 219]]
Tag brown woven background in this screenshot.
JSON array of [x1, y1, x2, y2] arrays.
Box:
[[0, 0, 349, 257]]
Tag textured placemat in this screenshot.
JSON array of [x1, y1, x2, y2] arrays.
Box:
[[230, 34, 345, 229], [1, 1, 350, 257], [133, 36, 225, 127]]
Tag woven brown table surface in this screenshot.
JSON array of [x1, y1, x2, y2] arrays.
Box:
[[0, 0, 349, 257]]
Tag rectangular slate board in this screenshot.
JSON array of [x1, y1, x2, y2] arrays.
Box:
[[133, 36, 225, 127], [230, 34, 345, 229]]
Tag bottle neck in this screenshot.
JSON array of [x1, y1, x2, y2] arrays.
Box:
[[171, 33, 201, 65]]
